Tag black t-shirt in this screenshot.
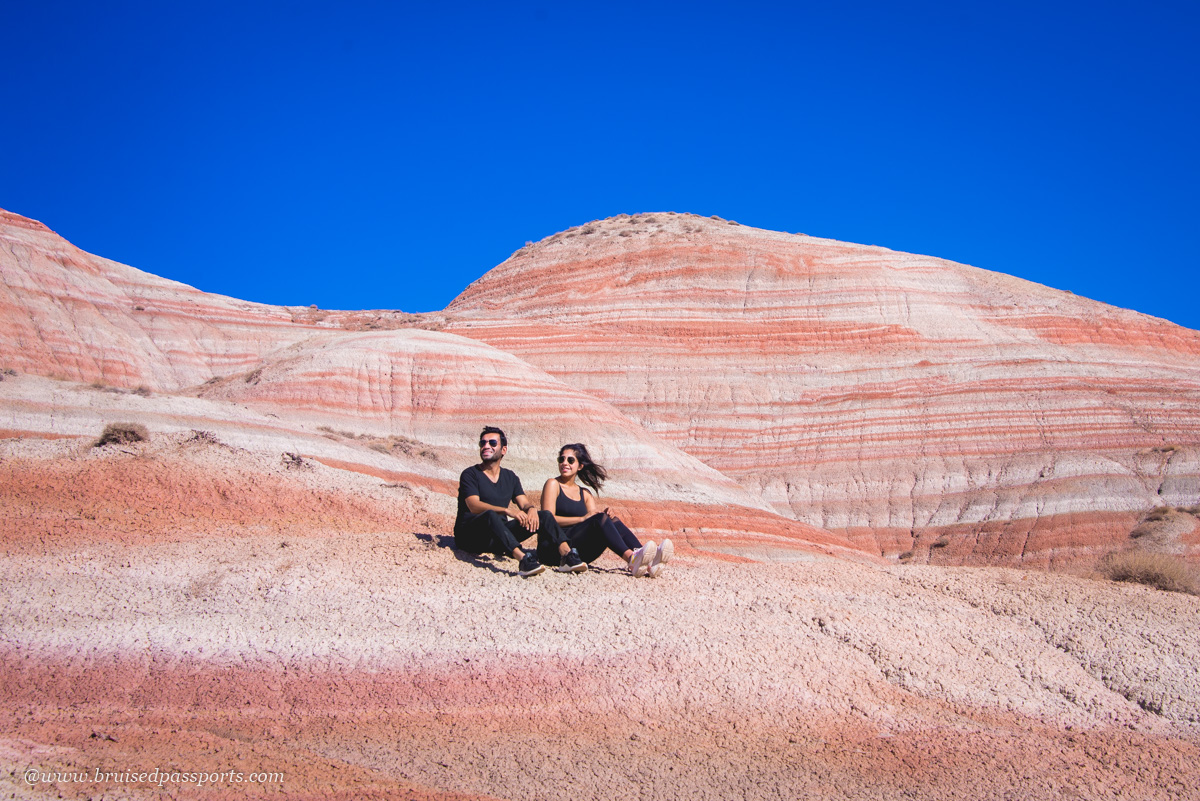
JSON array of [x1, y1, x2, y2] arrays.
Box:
[[455, 464, 526, 532]]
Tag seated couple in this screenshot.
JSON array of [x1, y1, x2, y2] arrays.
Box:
[[454, 426, 673, 578]]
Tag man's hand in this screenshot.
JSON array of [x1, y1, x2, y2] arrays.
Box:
[[518, 507, 540, 532]]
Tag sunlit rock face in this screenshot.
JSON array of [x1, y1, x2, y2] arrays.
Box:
[[0, 208, 860, 562], [0, 209, 323, 391], [197, 327, 791, 516], [4, 207, 1199, 567], [443, 213, 1200, 567]]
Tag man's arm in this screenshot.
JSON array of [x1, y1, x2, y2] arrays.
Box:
[[464, 494, 520, 516], [512, 493, 541, 532]]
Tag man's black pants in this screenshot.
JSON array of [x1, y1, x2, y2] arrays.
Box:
[[455, 510, 567, 557]]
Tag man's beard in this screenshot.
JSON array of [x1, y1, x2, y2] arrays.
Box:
[[480, 451, 502, 464]]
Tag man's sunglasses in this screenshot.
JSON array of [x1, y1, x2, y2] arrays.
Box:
[[557, 455, 577, 464], [479, 438, 500, 447]]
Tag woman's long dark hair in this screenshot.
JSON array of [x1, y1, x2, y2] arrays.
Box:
[[560, 442, 608, 494]]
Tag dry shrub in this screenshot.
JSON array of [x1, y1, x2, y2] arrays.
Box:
[[1101, 550, 1197, 595], [282, 452, 309, 470], [317, 427, 438, 461], [95, 422, 149, 447], [1143, 506, 1173, 522]]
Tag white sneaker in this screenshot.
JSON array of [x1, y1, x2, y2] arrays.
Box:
[[655, 538, 674, 565], [647, 538, 673, 577], [629, 541, 657, 577]]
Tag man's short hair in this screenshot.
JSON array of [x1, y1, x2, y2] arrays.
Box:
[[480, 426, 507, 447]]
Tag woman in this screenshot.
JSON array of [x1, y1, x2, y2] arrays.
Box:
[[539, 443, 673, 577]]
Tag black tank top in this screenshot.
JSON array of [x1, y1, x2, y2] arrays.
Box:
[[555, 484, 588, 517]]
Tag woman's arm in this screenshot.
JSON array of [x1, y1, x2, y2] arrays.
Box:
[[540, 478, 558, 513]]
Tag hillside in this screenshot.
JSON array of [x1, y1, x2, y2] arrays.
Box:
[[443, 212, 1200, 568], [2, 207, 1198, 799]]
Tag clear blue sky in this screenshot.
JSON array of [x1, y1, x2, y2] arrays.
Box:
[[3, 1, 1197, 330]]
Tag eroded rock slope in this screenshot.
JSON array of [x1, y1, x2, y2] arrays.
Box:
[[444, 213, 1200, 566]]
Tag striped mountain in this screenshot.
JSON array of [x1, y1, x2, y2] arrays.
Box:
[[3, 207, 1198, 566], [0, 208, 858, 562], [442, 212, 1200, 567]]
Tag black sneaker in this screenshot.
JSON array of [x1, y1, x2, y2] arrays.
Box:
[[555, 548, 588, 573], [518, 553, 545, 577]]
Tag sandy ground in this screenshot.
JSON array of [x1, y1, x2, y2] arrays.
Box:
[[2, 434, 1199, 800]]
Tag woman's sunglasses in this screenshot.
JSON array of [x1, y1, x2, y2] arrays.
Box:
[[557, 455, 577, 464]]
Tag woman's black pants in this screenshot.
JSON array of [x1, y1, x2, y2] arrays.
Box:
[[539, 512, 641, 566]]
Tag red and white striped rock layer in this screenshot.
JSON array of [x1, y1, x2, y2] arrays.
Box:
[[3, 207, 1199, 566], [444, 213, 1200, 567], [0, 208, 858, 562], [0, 209, 325, 390]]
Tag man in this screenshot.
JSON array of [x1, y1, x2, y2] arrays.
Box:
[[454, 426, 584, 576]]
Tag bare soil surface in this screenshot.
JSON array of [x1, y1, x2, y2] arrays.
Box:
[[2, 435, 1199, 799]]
